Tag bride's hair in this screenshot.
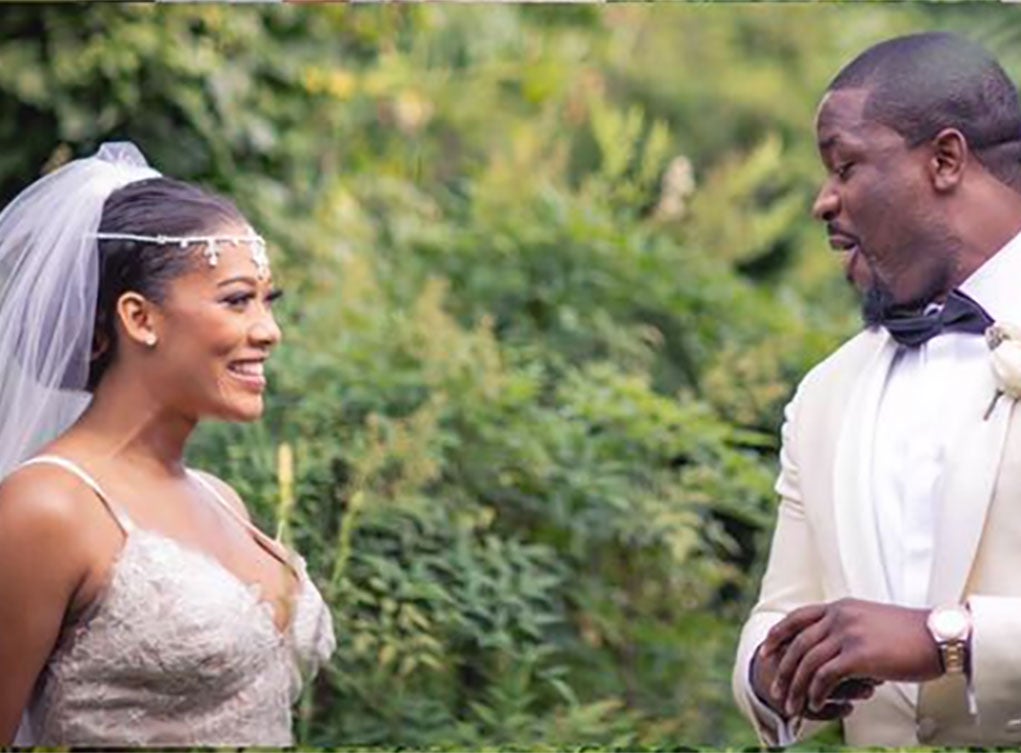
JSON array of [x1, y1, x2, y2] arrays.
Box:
[[88, 178, 247, 391]]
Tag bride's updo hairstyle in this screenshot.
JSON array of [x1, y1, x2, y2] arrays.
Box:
[[87, 178, 247, 391]]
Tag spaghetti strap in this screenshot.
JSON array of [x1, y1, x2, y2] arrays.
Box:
[[19, 455, 136, 535], [187, 470, 294, 573]]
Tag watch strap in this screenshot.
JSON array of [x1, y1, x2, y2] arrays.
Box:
[[938, 639, 968, 674]]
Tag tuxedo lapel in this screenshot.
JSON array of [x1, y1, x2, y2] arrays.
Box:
[[831, 334, 922, 715], [927, 368, 1014, 605], [833, 335, 897, 605]]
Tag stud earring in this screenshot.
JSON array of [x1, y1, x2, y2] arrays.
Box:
[[145, 333, 158, 348]]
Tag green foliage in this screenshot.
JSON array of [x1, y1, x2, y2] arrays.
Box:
[[2, 4, 1007, 747]]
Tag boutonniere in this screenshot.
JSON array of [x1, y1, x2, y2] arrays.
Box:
[[984, 322, 1021, 420]]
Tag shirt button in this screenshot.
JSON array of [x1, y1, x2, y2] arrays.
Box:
[[917, 716, 938, 742]]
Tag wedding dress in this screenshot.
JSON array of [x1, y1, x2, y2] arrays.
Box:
[[16, 455, 335, 746]]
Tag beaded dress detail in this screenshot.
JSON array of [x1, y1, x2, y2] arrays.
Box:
[[17, 456, 335, 747]]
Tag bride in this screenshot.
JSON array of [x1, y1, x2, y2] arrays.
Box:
[[0, 143, 334, 745]]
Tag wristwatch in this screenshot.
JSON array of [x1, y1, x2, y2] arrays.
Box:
[[926, 605, 972, 675]]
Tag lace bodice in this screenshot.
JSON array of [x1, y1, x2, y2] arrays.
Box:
[[16, 456, 335, 747]]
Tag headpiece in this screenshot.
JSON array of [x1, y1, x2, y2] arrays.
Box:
[[90, 232, 271, 279]]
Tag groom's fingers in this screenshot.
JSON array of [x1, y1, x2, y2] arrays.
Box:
[[806, 653, 858, 713], [762, 604, 827, 659], [782, 638, 841, 716], [828, 677, 883, 701], [802, 700, 854, 721], [770, 610, 831, 701]]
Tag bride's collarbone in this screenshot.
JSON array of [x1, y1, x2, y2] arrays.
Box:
[[75, 483, 297, 632]]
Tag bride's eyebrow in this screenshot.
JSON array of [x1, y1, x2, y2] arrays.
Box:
[[216, 276, 259, 287]]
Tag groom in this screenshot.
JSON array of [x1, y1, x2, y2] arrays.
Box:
[[733, 32, 1021, 746]]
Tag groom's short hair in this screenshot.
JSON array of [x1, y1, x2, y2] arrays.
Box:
[[828, 31, 1021, 192]]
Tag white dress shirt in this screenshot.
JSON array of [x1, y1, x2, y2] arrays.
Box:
[[873, 230, 1021, 611]]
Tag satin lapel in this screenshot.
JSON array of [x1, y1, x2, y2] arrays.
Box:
[[927, 367, 1013, 605], [833, 335, 917, 713], [833, 336, 897, 605]]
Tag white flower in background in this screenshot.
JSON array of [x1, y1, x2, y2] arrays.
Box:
[[653, 155, 695, 222]]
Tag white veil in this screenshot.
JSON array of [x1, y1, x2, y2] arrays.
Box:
[[0, 142, 160, 479], [3, 143, 159, 743]]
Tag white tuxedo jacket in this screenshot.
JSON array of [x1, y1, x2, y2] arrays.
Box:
[[733, 327, 1021, 746]]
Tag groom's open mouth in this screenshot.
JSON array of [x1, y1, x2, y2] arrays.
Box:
[[827, 232, 859, 252], [828, 232, 862, 282]]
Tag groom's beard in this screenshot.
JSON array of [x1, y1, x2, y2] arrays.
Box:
[[861, 284, 896, 328], [860, 270, 954, 328], [857, 251, 950, 328], [858, 233, 960, 328], [861, 282, 942, 327]]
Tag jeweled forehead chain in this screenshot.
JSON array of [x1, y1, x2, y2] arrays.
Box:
[[90, 232, 271, 279]]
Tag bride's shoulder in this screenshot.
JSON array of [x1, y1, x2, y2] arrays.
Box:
[[0, 463, 98, 529], [0, 464, 98, 580]]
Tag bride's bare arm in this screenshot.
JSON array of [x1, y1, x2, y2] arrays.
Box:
[[0, 470, 92, 743]]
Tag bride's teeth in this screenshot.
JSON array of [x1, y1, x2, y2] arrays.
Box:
[[231, 362, 264, 376]]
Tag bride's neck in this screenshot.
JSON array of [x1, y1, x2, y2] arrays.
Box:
[[70, 370, 197, 475]]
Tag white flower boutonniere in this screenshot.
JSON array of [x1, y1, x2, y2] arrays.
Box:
[[984, 322, 1021, 420]]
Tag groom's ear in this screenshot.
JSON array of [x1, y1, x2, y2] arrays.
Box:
[[115, 291, 161, 349], [929, 128, 968, 193]]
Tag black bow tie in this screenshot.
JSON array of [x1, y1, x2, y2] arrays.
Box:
[[881, 289, 993, 347]]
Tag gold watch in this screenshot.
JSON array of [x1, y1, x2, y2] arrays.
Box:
[[926, 605, 972, 675]]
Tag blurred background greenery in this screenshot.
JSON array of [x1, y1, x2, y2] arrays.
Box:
[[2, 4, 1020, 747]]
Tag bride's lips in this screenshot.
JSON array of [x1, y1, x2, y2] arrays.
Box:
[[227, 358, 267, 391]]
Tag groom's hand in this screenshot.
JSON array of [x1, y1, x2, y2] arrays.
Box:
[[753, 642, 878, 722], [762, 599, 942, 718]]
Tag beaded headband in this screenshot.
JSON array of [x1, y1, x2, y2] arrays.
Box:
[[90, 232, 271, 280]]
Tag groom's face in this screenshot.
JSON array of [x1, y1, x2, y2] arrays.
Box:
[[812, 88, 956, 312]]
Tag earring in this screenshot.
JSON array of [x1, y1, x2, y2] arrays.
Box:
[[145, 333, 158, 348]]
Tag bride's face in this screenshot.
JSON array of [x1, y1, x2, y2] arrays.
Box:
[[149, 226, 283, 422]]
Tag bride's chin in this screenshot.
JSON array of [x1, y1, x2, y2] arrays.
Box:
[[225, 399, 265, 423]]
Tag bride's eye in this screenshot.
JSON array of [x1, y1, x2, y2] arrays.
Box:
[[222, 292, 255, 309]]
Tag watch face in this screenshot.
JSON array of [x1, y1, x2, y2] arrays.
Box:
[[930, 607, 971, 640]]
